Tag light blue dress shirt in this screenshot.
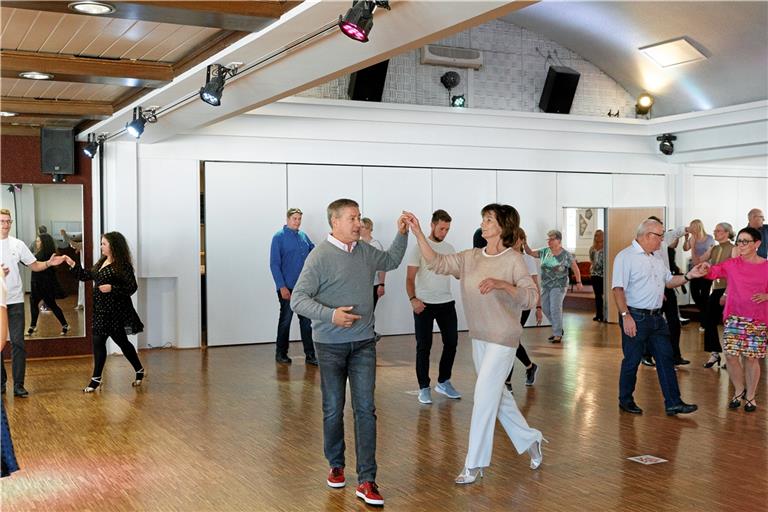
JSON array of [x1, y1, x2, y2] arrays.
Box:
[[612, 240, 673, 310]]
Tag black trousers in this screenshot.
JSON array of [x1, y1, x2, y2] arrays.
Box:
[[703, 288, 725, 353], [29, 289, 67, 328], [690, 277, 712, 321], [644, 288, 682, 361], [414, 301, 458, 389], [506, 310, 532, 382], [592, 276, 604, 320], [91, 330, 143, 379]]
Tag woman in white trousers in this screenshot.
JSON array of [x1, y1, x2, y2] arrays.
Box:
[[405, 204, 546, 484]]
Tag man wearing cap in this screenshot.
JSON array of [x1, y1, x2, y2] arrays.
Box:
[[270, 207, 316, 365]]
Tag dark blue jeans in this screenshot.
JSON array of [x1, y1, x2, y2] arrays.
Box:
[[276, 292, 313, 357], [315, 339, 377, 484], [619, 311, 682, 409], [1, 303, 26, 388]]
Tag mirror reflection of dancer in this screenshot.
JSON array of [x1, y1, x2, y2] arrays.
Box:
[[1, 274, 20, 478], [27, 233, 69, 336], [406, 204, 545, 485], [60, 232, 145, 393]]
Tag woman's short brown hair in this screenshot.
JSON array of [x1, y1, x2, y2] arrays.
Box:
[[480, 203, 520, 248]]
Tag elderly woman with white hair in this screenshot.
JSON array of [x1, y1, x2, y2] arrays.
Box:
[[700, 222, 737, 368], [524, 230, 582, 343]]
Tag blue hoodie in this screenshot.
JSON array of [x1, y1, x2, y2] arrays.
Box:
[[270, 226, 314, 290]]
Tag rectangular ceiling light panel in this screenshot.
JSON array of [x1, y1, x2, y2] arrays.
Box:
[[639, 37, 707, 68]]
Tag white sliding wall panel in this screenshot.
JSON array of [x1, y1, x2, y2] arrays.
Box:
[[557, 173, 613, 211], [497, 170, 555, 328], [612, 174, 666, 207], [432, 168, 497, 331], [362, 166, 432, 335], [692, 176, 737, 233], [737, 177, 768, 219], [287, 164, 363, 246], [497, 171, 557, 249], [206, 162, 287, 345]]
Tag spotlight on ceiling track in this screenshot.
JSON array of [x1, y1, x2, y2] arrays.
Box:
[[656, 133, 676, 155], [451, 94, 466, 108], [339, 1, 390, 43], [125, 106, 157, 139], [83, 134, 99, 158], [635, 92, 654, 117], [199, 64, 238, 107]]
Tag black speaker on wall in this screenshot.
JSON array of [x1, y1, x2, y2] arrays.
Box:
[[538, 66, 580, 114], [40, 127, 75, 175], [348, 60, 389, 102]]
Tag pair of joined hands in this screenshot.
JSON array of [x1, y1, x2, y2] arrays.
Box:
[[46, 255, 113, 293]]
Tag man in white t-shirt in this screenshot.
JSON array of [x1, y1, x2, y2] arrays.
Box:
[[1, 208, 62, 397], [406, 209, 461, 404]]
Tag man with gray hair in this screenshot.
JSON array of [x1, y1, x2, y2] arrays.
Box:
[[746, 208, 767, 258], [291, 198, 409, 506], [612, 218, 708, 416]]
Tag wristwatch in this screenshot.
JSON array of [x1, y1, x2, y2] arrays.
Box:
[[620, 311, 628, 317]]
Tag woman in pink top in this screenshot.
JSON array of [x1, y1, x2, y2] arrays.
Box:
[[704, 227, 768, 412], [405, 204, 544, 484]]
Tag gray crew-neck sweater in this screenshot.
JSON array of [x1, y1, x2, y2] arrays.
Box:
[[291, 232, 408, 343]]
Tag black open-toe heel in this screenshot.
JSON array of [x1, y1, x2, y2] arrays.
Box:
[[83, 377, 102, 393], [703, 353, 721, 368], [728, 391, 745, 409], [132, 369, 145, 387], [744, 397, 757, 413]]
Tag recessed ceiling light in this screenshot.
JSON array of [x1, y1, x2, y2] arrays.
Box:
[[19, 71, 54, 80], [639, 37, 707, 68], [68, 1, 116, 15], [0, 111, 18, 117]]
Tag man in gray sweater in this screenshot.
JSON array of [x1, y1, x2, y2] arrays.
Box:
[[291, 198, 409, 507]]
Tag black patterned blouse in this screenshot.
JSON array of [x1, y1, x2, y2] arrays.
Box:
[[71, 262, 143, 336]]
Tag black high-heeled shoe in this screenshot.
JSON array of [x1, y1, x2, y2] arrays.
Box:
[[728, 391, 745, 409], [83, 377, 102, 393], [703, 353, 721, 368], [132, 368, 145, 387], [744, 397, 757, 412]]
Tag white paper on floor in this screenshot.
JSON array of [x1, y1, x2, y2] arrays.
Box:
[[627, 455, 668, 465]]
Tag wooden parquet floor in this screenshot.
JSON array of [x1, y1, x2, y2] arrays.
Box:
[[1, 311, 766, 511]]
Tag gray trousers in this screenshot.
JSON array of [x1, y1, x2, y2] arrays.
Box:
[[1, 303, 26, 388]]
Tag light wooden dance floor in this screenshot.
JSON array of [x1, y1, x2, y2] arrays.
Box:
[[2, 311, 766, 511]]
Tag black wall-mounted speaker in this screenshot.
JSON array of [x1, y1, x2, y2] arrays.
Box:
[[538, 66, 581, 114], [41, 127, 75, 175], [348, 60, 390, 102]]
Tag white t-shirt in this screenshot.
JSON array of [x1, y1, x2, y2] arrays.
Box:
[[407, 238, 456, 304], [366, 238, 384, 285], [523, 253, 538, 276], [0, 236, 36, 305]]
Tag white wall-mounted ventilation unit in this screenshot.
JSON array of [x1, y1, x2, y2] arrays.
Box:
[[420, 45, 483, 69]]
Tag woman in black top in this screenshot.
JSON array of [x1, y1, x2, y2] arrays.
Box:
[[28, 233, 69, 336], [62, 232, 145, 392]]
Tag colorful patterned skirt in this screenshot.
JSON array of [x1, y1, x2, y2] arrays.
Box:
[[1, 400, 19, 477], [722, 315, 767, 359]]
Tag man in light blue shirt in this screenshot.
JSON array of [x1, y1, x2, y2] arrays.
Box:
[[612, 219, 708, 416]]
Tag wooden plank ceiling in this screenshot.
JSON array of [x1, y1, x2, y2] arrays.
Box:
[[0, 1, 300, 135]]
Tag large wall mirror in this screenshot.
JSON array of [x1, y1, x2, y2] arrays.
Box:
[[1, 183, 85, 339]]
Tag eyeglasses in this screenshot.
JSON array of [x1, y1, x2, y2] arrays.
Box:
[[648, 232, 664, 238], [735, 239, 755, 245], [0, 220, 12, 225]]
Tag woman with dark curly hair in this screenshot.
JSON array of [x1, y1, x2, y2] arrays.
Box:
[[405, 204, 545, 485], [27, 233, 69, 336], [62, 232, 145, 393]]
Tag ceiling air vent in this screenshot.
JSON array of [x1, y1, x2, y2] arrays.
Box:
[[421, 44, 483, 69]]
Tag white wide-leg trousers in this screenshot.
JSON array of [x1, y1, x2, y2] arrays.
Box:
[[464, 339, 542, 469]]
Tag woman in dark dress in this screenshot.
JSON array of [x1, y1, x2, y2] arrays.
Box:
[[63, 232, 145, 393], [27, 233, 69, 336]]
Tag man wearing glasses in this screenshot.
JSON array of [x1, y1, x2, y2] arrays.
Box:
[[1, 209, 62, 397], [746, 209, 767, 258], [612, 218, 708, 416]]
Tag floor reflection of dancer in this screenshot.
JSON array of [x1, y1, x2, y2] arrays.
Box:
[[62, 232, 145, 393], [406, 204, 545, 485]]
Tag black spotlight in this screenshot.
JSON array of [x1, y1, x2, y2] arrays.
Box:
[[635, 92, 654, 117], [199, 64, 237, 107], [339, 1, 390, 43], [125, 106, 157, 139], [451, 94, 466, 108], [83, 133, 99, 158], [657, 133, 677, 155]]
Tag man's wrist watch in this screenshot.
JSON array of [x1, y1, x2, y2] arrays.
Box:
[[683, 273, 690, 282], [620, 311, 628, 317]]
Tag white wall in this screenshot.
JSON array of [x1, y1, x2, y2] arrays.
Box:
[[101, 100, 764, 349]]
